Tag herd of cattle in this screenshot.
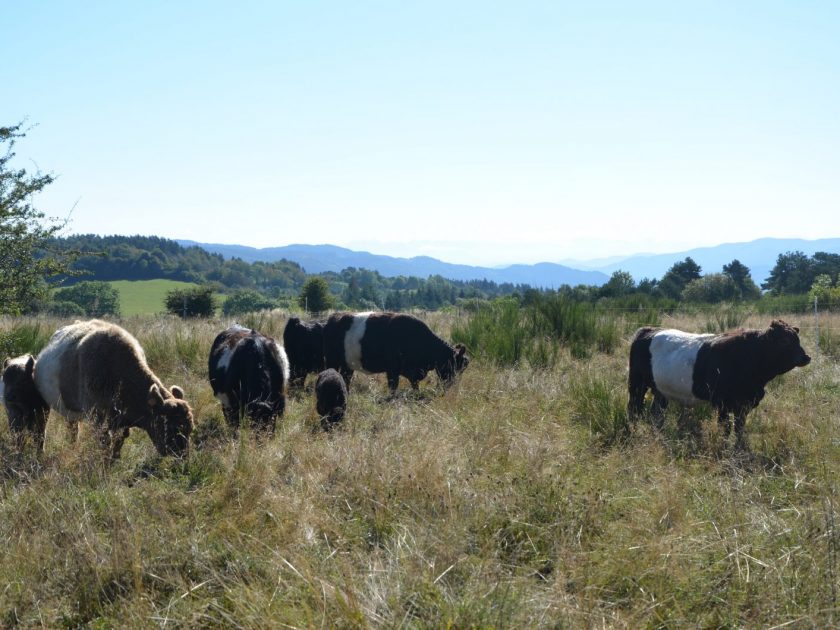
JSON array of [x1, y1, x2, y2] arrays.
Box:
[[0, 312, 470, 458], [0, 311, 811, 459]]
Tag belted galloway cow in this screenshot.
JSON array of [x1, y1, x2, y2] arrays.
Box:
[[33, 320, 194, 458], [283, 317, 326, 388], [209, 325, 289, 435], [628, 319, 810, 448], [323, 311, 468, 393]]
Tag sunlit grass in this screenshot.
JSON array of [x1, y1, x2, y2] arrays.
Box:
[[0, 311, 837, 626]]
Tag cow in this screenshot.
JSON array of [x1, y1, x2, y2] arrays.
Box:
[[315, 368, 348, 429], [208, 325, 289, 436], [627, 319, 811, 448], [323, 311, 469, 393], [1, 355, 50, 452], [283, 317, 326, 388], [33, 319, 194, 459]]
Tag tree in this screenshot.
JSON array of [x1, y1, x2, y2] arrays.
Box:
[[722, 259, 761, 300], [681, 274, 738, 303], [762, 251, 814, 295], [223, 289, 277, 316], [53, 280, 121, 316], [657, 257, 702, 299], [165, 286, 217, 317], [1, 122, 74, 314], [600, 270, 635, 298], [298, 277, 334, 314]]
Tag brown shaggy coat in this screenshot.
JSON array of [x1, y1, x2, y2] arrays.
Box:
[[34, 319, 194, 458]]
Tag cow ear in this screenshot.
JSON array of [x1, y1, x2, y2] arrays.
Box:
[[3, 358, 8, 369], [148, 384, 165, 408], [170, 385, 185, 400], [25, 355, 35, 377], [793, 326, 800, 334], [456, 344, 467, 357]]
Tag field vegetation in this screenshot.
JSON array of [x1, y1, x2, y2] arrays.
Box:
[[0, 308, 838, 627]]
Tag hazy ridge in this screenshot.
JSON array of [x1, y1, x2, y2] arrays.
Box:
[[178, 237, 840, 287]]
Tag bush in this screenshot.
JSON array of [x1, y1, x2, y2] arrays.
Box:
[[44, 300, 86, 317], [165, 286, 217, 318], [223, 290, 277, 316], [298, 277, 335, 314], [451, 295, 620, 367], [53, 281, 121, 316], [0, 322, 53, 358]]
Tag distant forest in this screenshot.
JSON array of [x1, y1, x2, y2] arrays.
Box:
[[48, 235, 840, 312], [50, 235, 534, 310]]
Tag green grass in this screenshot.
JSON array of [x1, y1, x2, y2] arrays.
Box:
[[0, 311, 837, 627], [107, 280, 225, 317], [109, 279, 201, 316]]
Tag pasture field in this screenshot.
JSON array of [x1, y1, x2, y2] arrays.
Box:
[[0, 310, 839, 627], [109, 280, 202, 316], [107, 280, 226, 317]]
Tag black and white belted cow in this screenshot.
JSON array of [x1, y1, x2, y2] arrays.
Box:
[[323, 311, 468, 393], [209, 325, 289, 435], [628, 319, 810, 447]]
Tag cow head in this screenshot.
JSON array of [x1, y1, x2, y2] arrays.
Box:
[[437, 344, 470, 386], [147, 384, 194, 457], [2, 355, 49, 438], [245, 398, 283, 431], [762, 319, 811, 375]]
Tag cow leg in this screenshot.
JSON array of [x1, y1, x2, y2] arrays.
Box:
[[66, 418, 80, 444], [717, 407, 732, 439], [733, 408, 750, 451], [32, 408, 49, 455], [109, 427, 131, 460], [627, 371, 648, 423], [386, 371, 400, 395], [223, 405, 241, 437], [651, 391, 667, 429]]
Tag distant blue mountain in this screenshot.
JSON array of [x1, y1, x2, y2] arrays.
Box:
[[176, 241, 610, 287], [177, 237, 840, 288], [591, 238, 840, 285]]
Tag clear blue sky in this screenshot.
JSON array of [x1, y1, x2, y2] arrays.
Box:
[[4, 1, 839, 265]]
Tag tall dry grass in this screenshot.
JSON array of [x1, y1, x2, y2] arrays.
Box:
[[0, 310, 837, 627]]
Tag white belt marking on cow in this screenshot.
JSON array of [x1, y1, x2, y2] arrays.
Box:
[[650, 329, 713, 405], [344, 312, 372, 373], [216, 345, 235, 373]]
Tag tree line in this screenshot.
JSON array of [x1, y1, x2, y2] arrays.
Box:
[[3, 121, 840, 320]]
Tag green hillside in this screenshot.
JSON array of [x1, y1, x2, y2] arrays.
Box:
[[109, 279, 202, 316]]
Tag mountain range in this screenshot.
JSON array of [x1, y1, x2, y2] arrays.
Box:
[[177, 238, 840, 288]]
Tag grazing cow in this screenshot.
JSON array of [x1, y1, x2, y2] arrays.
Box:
[[34, 320, 194, 459], [315, 368, 348, 428], [323, 311, 469, 393], [208, 325, 289, 435], [283, 317, 326, 387], [628, 319, 811, 447], [1, 355, 50, 452]]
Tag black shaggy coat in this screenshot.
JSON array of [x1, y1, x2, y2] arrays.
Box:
[[209, 326, 289, 435], [283, 317, 326, 387], [315, 368, 348, 427], [323, 312, 468, 393]]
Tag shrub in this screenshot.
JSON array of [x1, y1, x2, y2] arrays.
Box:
[[53, 281, 121, 316], [222, 290, 277, 316], [165, 286, 217, 318]]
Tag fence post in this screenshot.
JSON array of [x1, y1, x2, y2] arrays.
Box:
[[815, 295, 820, 362]]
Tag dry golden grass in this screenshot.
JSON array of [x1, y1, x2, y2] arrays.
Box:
[[0, 310, 838, 627]]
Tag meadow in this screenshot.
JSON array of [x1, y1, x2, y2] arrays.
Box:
[[0, 308, 838, 628]]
